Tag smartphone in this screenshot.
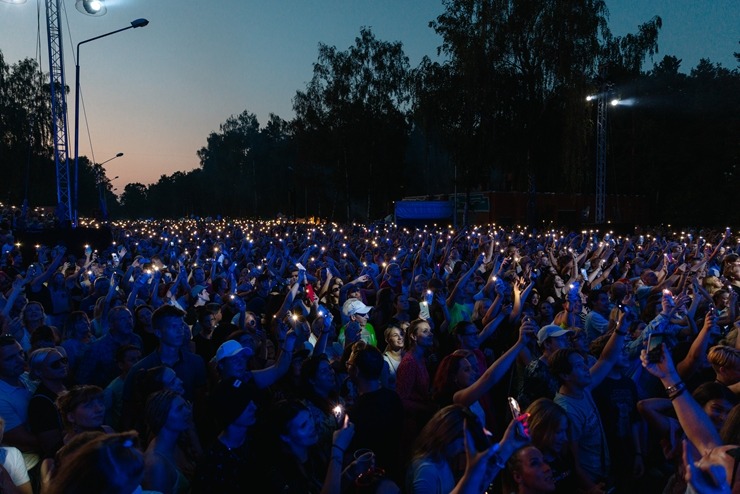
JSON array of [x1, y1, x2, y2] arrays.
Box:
[[305, 284, 316, 303], [647, 332, 665, 363], [317, 304, 329, 318], [508, 396, 521, 420], [111, 253, 119, 263], [508, 396, 530, 438], [295, 262, 306, 271], [217, 254, 225, 265], [332, 404, 346, 427]]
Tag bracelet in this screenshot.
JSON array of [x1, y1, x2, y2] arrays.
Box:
[[665, 381, 686, 397], [332, 444, 345, 454], [669, 387, 687, 401], [615, 330, 627, 336]]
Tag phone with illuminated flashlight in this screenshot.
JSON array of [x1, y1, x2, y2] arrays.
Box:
[[317, 304, 333, 324], [332, 404, 346, 427], [305, 283, 316, 304], [508, 396, 530, 438]]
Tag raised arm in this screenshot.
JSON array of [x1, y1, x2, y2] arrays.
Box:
[[453, 319, 535, 407], [252, 329, 296, 389], [676, 311, 716, 378], [447, 254, 484, 308], [587, 314, 628, 389], [30, 246, 66, 291], [641, 344, 722, 454]]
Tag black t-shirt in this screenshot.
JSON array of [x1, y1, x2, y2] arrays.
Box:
[[592, 375, 639, 473], [546, 450, 580, 494], [192, 439, 253, 494], [193, 333, 217, 364], [348, 387, 405, 483], [28, 383, 64, 458]]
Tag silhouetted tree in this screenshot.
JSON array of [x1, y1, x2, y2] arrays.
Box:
[[293, 27, 412, 221]]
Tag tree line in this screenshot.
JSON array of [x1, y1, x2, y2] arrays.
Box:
[[1, 0, 738, 225]]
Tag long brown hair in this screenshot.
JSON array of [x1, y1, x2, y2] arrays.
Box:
[[525, 398, 568, 456], [411, 404, 469, 463]]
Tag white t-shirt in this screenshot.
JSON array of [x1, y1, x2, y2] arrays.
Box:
[[0, 446, 30, 486]]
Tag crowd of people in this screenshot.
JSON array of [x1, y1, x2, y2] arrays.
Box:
[[0, 215, 738, 494]]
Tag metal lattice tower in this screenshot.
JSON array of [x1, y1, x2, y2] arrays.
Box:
[[45, 0, 73, 224], [594, 91, 607, 224]]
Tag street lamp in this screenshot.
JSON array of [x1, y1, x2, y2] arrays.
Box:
[[100, 152, 123, 166], [75, 0, 106, 16], [96, 153, 123, 222], [73, 18, 148, 225]]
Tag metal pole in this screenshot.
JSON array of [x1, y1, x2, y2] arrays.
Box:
[[74, 19, 148, 225]]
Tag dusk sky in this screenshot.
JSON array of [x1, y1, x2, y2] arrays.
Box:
[[1, 0, 738, 190]]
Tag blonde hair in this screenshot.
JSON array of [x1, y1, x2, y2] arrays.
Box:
[[28, 347, 60, 380], [708, 345, 740, 373], [525, 398, 569, 455]]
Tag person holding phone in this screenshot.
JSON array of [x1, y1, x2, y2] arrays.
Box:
[[433, 318, 536, 431], [524, 398, 579, 493], [408, 404, 530, 493], [550, 312, 630, 488], [255, 398, 357, 494]]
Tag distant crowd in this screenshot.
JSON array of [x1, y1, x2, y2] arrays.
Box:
[[0, 215, 738, 494]]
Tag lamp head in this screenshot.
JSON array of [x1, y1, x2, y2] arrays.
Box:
[[75, 0, 107, 16], [131, 18, 149, 28]]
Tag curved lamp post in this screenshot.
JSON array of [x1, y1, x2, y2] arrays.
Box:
[[73, 18, 148, 225], [96, 153, 123, 222]]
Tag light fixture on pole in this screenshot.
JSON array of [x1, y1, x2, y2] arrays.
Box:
[[75, 0, 106, 16], [587, 81, 619, 224], [100, 152, 124, 166], [96, 153, 123, 222], [73, 19, 148, 225]]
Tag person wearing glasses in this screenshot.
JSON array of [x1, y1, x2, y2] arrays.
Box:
[[27, 348, 68, 459]]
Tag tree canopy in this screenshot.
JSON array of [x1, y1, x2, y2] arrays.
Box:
[[0, 4, 737, 226]]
